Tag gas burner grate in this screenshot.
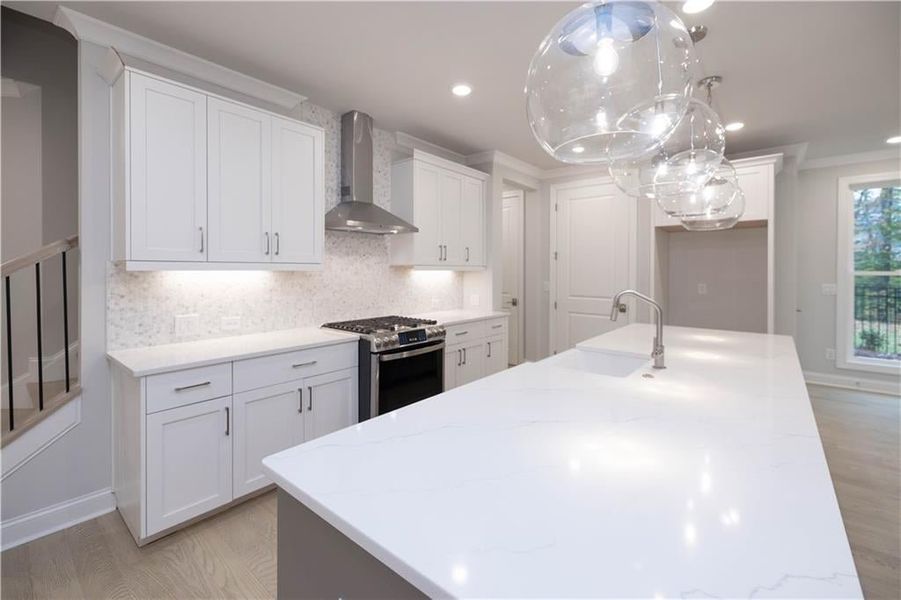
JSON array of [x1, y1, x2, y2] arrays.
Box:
[[322, 315, 438, 335]]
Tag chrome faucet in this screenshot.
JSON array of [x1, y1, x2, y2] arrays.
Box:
[[609, 289, 665, 369]]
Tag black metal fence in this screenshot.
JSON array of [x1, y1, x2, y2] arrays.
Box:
[[854, 284, 901, 359]]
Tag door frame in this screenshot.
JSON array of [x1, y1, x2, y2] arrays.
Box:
[[501, 189, 526, 365], [549, 176, 638, 354]]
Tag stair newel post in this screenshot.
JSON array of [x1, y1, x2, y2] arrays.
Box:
[[62, 251, 70, 393], [35, 262, 43, 412], [5, 275, 13, 431]]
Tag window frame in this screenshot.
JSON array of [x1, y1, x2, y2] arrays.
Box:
[[835, 172, 901, 375]]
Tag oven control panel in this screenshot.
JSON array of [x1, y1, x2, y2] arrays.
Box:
[[371, 325, 446, 352], [398, 329, 427, 345]]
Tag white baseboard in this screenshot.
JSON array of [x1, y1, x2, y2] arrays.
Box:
[[804, 370, 900, 396], [0, 487, 115, 551], [2, 395, 82, 480]]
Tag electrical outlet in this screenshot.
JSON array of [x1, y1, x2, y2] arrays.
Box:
[[825, 348, 836, 361], [470, 294, 481, 306], [697, 283, 708, 295], [174, 314, 199, 338], [821, 283, 837, 296], [220, 316, 241, 332]]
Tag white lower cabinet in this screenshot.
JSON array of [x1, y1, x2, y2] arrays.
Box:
[[111, 339, 357, 545], [443, 316, 508, 391], [146, 396, 232, 535]]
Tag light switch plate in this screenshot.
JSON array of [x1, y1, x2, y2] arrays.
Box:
[[821, 283, 837, 296], [220, 316, 241, 331], [174, 314, 199, 338], [470, 294, 480, 306], [825, 348, 836, 361], [697, 283, 708, 295]]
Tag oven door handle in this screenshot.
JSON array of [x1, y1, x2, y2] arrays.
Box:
[[378, 342, 445, 362]]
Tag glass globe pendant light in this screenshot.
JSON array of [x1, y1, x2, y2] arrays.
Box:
[[680, 185, 746, 230], [525, 0, 697, 164], [656, 158, 740, 217], [609, 97, 725, 199]]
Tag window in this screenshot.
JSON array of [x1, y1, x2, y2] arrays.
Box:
[[836, 173, 901, 374]]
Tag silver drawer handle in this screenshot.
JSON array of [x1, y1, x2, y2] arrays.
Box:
[[491, 324, 503, 329], [174, 381, 211, 392], [307, 386, 313, 411], [455, 331, 468, 336], [292, 360, 317, 369], [298, 388, 303, 413]]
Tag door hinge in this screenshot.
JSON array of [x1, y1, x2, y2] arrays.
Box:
[[554, 301, 558, 310], [554, 203, 558, 212], [553, 251, 558, 260]]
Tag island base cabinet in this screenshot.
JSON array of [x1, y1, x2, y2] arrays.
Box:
[[146, 396, 232, 536], [232, 383, 304, 498]]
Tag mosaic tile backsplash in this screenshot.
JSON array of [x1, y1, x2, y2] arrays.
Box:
[[106, 103, 463, 350]]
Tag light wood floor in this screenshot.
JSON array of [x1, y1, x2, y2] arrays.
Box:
[[1, 385, 898, 599]]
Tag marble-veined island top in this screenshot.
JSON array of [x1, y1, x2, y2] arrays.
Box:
[[262, 324, 861, 598]]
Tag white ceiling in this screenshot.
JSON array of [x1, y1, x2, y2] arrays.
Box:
[[10, 1, 901, 169]]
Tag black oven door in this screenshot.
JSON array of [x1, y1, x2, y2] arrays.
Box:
[[370, 341, 445, 417]]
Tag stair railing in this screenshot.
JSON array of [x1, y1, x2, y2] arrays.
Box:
[[2, 235, 79, 433]]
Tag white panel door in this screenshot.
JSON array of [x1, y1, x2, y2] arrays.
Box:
[[461, 177, 485, 266], [146, 396, 232, 535], [554, 181, 634, 353], [413, 162, 443, 265], [232, 383, 304, 498], [485, 336, 507, 376], [456, 341, 486, 387], [271, 117, 323, 264], [208, 98, 271, 263], [440, 171, 464, 265], [303, 368, 357, 441], [502, 192, 524, 364], [129, 72, 207, 261]]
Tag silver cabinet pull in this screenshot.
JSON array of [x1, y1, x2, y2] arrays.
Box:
[[275, 232, 280, 256], [463, 347, 467, 365], [292, 360, 317, 369], [455, 331, 468, 336], [264, 232, 270, 255], [225, 407, 230, 436], [491, 324, 503, 330], [298, 388, 303, 413], [457, 349, 462, 367], [465, 246, 470, 262], [307, 386, 313, 411], [174, 381, 211, 392], [488, 341, 492, 358], [438, 244, 442, 261], [199, 226, 204, 253]]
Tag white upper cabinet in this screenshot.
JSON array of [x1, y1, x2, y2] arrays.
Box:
[[208, 98, 272, 263], [113, 69, 324, 271], [127, 72, 207, 262], [390, 150, 488, 269], [271, 117, 324, 264]]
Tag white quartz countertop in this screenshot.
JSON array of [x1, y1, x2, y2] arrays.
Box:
[[107, 327, 358, 377], [262, 324, 861, 599], [411, 308, 508, 326]]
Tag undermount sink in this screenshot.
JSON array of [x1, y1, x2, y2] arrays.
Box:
[[545, 348, 647, 378]]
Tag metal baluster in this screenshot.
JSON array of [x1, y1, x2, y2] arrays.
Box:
[[61, 251, 70, 392], [5, 276, 13, 431], [35, 263, 43, 411]]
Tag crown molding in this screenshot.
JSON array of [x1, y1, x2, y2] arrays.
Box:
[[799, 148, 901, 171], [394, 132, 467, 164], [53, 6, 305, 111], [466, 151, 545, 180], [730, 142, 807, 169]]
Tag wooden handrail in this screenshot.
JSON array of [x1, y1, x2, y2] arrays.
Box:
[[1, 235, 79, 277]]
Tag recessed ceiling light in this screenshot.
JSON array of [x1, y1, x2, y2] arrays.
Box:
[[682, 0, 715, 14], [572, 145, 585, 153], [451, 83, 472, 97], [725, 121, 745, 132], [887, 135, 901, 144]]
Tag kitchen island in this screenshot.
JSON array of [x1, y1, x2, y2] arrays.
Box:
[[262, 324, 861, 598]]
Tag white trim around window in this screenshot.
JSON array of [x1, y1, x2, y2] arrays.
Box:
[[835, 172, 901, 376]]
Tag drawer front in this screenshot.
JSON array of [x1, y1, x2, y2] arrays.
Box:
[[445, 321, 486, 345], [146, 363, 232, 414], [233, 342, 357, 393], [485, 318, 507, 336]]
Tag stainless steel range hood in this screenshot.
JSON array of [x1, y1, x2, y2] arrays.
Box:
[[325, 111, 418, 235]]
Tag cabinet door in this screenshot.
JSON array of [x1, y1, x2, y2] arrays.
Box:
[[271, 118, 323, 264], [146, 396, 232, 535], [208, 98, 271, 263], [440, 171, 464, 265], [444, 346, 460, 391], [232, 383, 304, 498], [485, 335, 508, 376], [456, 341, 486, 387], [461, 177, 485, 266], [303, 368, 357, 441], [734, 165, 769, 222], [129, 72, 207, 261], [413, 162, 443, 266]]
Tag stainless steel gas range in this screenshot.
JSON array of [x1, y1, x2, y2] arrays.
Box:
[[321, 316, 446, 421]]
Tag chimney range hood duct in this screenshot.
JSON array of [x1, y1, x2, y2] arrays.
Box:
[[325, 111, 418, 235]]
